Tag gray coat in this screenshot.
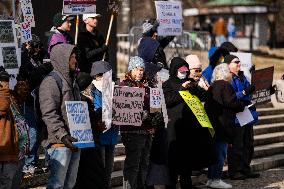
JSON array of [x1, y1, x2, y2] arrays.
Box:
[[39, 44, 81, 147]]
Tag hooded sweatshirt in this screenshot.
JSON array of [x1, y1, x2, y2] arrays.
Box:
[[39, 44, 81, 148]]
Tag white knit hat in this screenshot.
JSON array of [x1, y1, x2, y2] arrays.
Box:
[[82, 13, 101, 21], [185, 55, 202, 69]]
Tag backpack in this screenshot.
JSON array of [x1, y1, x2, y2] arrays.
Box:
[[276, 74, 284, 103], [33, 72, 63, 142]]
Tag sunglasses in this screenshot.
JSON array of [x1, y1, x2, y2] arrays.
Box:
[[232, 60, 241, 64], [191, 68, 202, 73]]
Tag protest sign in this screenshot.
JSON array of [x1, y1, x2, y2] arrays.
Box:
[[112, 86, 145, 126], [65, 101, 95, 148], [251, 67, 274, 104], [102, 70, 114, 132], [150, 88, 162, 113], [0, 20, 16, 44], [0, 46, 20, 75], [155, 1, 183, 36], [179, 91, 215, 137], [63, 0, 97, 15], [231, 52, 252, 82], [20, 0, 35, 27], [20, 21, 32, 43]]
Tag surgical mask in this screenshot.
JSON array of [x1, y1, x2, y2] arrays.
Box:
[[177, 71, 187, 80], [92, 80, 103, 92]]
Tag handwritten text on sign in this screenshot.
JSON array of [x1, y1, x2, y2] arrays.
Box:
[[150, 88, 162, 109], [155, 1, 183, 36], [63, 0, 97, 14], [65, 101, 95, 148], [112, 87, 145, 126]]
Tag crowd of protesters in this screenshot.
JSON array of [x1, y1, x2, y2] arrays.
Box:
[[1, 11, 276, 189]]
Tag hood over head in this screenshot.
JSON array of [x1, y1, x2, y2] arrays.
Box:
[[90, 61, 112, 77], [169, 57, 189, 77], [50, 43, 77, 84], [138, 37, 160, 63]]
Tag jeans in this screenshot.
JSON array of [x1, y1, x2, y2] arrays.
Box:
[[100, 145, 115, 189], [0, 161, 24, 189], [121, 133, 152, 189], [23, 105, 40, 170], [47, 147, 81, 189], [208, 140, 228, 179]]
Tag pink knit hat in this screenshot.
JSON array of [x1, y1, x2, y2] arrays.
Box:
[[185, 55, 202, 69]]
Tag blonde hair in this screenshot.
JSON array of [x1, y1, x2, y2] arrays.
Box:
[[212, 63, 232, 83]]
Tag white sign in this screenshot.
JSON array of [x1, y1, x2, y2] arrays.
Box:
[[150, 88, 162, 109], [155, 1, 183, 36], [63, 0, 97, 15], [112, 87, 145, 126], [0, 46, 20, 75], [0, 20, 17, 45], [65, 101, 95, 148], [102, 70, 114, 132], [236, 106, 254, 127], [231, 52, 252, 83], [20, 0, 35, 27], [20, 21, 32, 43]]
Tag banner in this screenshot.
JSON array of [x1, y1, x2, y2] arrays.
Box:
[[112, 86, 145, 126], [179, 91, 214, 137], [65, 101, 95, 148], [231, 52, 252, 83], [155, 1, 183, 36], [63, 0, 97, 15], [102, 70, 114, 132], [251, 67, 274, 104]]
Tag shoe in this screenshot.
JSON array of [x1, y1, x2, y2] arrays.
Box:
[[208, 179, 232, 189], [206, 179, 212, 186], [244, 172, 260, 179], [230, 172, 246, 180]]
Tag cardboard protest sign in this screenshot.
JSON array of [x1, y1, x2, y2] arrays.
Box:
[[150, 88, 162, 113], [112, 86, 145, 126], [63, 0, 97, 15], [0, 20, 16, 44], [251, 67, 274, 104], [65, 101, 95, 148], [102, 70, 114, 132], [179, 91, 215, 137], [155, 1, 183, 36], [231, 52, 252, 83]]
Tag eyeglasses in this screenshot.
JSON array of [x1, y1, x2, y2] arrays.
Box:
[[232, 60, 241, 64], [191, 69, 202, 73]]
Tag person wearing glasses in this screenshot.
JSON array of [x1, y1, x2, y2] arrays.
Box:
[[224, 54, 260, 180], [77, 13, 108, 73]]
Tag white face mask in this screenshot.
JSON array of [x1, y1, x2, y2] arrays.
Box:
[[177, 71, 187, 80], [92, 80, 103, 92]]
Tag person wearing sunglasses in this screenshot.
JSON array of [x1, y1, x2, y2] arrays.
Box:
[[224, 54, 260, 180]]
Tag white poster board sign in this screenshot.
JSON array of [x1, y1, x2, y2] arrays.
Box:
[[20, 0, 35, 27], [20, 21, 32, 43], [155, 1, 183, 36], [231, 52, 252, 83], [65, 101, 95, 148], [0, 20, 17, 45], [112, 87, 145, 126], [236, 106, 254, 126], [63, 0, 97, 15], [102, 70, 114, 132], [150, 88, 162, 111]]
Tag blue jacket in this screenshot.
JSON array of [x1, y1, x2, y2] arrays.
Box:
[[91, 87, 119, 145], [202, 64, 214, 85], [230, 72, 251, 105]]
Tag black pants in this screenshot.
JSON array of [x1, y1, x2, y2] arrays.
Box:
[[227, 124, 254, 176]]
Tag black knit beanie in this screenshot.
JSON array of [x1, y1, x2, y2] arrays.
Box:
[[223, 54, 239, 64], [76, 72, 92, 91]]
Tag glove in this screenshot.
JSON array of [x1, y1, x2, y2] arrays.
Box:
[[0, 67, 9, 82], [249, 64, 256, 73], [151, 112, 164, 127], [102, 44, 108, 52], [270, 85, 276, 95], [243, 84, 256, 95], [141, 110, 151, 122], [61, 135, 78, 150]]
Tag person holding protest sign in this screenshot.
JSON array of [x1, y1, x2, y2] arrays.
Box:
[[74, 72, 108, 189], [205, 63, 245, 189], [39, 44, 81, 189], [223, 54, 260, 180], [77, 13, 109, 73], [47, 12, 74, 54], [118, 56, 157, 189], [163, 57, 215, 189]]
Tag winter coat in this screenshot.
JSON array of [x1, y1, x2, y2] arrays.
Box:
[[118, 74, 154, 133], [47, 27, 73, 54], [77, 28, 108, 73], [163, 59, 215, 172], [39, 44, 81, 148], [0, 85, 19, 161], [231, 72, 251, 105], [205, 80, 245, 143]]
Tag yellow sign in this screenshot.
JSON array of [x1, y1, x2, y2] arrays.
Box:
[[179, 91, 215, 137]]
